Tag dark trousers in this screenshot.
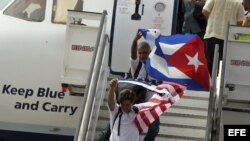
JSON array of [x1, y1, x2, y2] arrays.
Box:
[[197, 31, 205, 40], [144, 118, 160, 141], [204, 37, 224, 76]]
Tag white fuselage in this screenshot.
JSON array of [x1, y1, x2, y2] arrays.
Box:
[[0, 0, 83, 134]]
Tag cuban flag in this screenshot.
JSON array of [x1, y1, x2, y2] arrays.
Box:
[[139, 29, 210, 91]]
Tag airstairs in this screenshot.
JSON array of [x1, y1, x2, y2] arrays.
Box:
[[64, 1, 214, 141], [71, 9, 212, 141], [61, 1, 214, 141], [70, 9, 250, 141]]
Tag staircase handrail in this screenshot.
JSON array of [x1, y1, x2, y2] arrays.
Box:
[[205, 44, 219, 141], [73, 10, 108, 141]]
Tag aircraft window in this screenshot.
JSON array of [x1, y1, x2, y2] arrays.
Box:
[[52, 0, 77, 24], [3, 0, 46, 22], [0, 0, 11, 10]]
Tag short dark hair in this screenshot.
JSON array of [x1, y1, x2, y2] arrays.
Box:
[[119, 89, 136, 104], [138, 41, 151, 50]]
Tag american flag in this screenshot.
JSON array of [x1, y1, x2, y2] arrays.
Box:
[[118, 80, 186, 134]]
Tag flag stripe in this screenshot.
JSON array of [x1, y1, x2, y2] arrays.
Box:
[[146, 56, 190, 79], [134, 117, 143, 133], [150, 108, 159, 120], [159, 104, 168, 113], [159, 42, 184, 55], [144, 110, 155, 123], [155, 106, 164, 116], [148, 47, 190, 79], [141, 111, 151, 126]]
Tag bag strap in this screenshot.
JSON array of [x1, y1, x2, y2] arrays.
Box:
[[134, 61, 142, 78], [112, 107, 122, 129], [126, 61, 143, 79], [117, 112, 123, 136], [111, 107, 122, 136]]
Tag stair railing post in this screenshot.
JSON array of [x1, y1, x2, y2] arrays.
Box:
[[205, 44, 219, 141], [73, 10, 108, 141]]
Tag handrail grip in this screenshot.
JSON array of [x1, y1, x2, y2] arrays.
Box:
[[205, 44, 219, 141], [213, 22, 231, 141]]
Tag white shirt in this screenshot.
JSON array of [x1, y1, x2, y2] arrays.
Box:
[[130, 57, 147, 79], [130, 57, 155, 80], [203, 0, 245, 40], [109, 104, 139, 141]]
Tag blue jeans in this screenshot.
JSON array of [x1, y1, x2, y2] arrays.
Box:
[[144, 118, 160, 141]]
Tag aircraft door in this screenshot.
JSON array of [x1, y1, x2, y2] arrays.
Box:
[[109, 0, 178, 75]]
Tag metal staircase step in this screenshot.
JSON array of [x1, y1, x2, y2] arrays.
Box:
[[167, 106, 208, 117], [140, 125, 206, 140], [96, 119, 206, 141], [160, 115, 207, 127], [174, 98, 209, 109], [183, 90, 209, 99]]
